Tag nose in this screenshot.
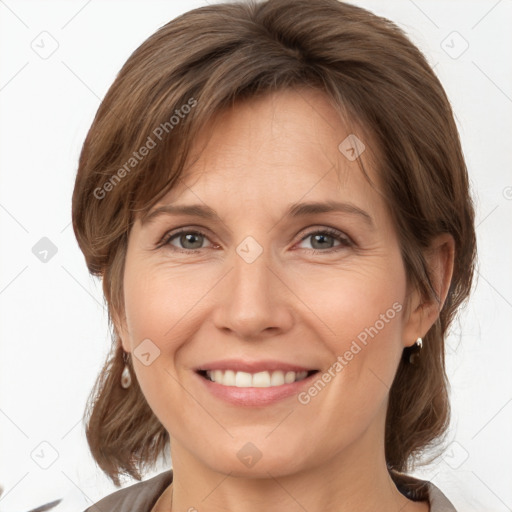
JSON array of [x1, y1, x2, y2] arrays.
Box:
[[212, 245, 294, 340]]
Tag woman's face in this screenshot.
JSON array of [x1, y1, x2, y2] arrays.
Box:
[[119, 88, 421, 477]]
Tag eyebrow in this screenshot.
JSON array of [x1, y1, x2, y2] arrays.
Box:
[[141, 200, 374, 228]]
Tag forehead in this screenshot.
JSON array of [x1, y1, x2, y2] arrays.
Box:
[[157, 88, 381, 212]]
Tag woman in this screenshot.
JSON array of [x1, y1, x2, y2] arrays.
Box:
[[72, 0, 476, 510]]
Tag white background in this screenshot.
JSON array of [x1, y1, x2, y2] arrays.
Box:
[[0, 0, 511, 511]]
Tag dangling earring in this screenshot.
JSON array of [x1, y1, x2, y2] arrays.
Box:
[[121, 351, 132, 389], [409, 337, 423, 365]]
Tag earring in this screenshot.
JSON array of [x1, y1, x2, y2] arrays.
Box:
[[409, 337, 423, 365], [121, 351, 132, 389]]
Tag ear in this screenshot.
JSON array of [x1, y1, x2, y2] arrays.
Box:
[[402, 233, 455, 347]]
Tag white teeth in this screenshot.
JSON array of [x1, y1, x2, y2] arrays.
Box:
[[235, 371, 252, 387], [270, 371, 285, 386], [204, 369, 309, 387], [252, 371, 270, 387]]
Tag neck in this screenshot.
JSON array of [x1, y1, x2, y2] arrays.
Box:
[[168, 420, 428, 512]]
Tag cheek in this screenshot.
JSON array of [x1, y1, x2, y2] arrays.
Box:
[[121, 263, 198, 426], [294, 258, 406, 411], [121, 260, 216, 397], [295, 255, 406, 347], [123, 260, 212, 342]]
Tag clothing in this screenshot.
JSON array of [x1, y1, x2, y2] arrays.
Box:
[[83, 469, 457, 511]]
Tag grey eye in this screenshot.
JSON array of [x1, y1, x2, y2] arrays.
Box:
[[168, 231, 208, 250]]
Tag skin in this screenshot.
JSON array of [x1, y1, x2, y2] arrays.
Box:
[[118, 88, 454, 512]]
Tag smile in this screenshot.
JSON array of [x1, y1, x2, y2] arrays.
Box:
[[199, 369, 317, 387]]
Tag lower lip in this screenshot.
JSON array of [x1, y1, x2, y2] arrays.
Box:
[[195, 371, 318, 406]]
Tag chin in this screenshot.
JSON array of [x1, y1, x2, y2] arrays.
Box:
[[197, 436, 308, 478]]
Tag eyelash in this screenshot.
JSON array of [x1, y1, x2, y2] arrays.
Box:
[[157, 227, 353, 255]]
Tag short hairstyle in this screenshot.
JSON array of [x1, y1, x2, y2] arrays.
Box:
[[72, 0, 476, 491]]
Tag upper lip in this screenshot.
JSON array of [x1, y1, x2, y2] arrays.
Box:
[[195, 359, 318, 373]]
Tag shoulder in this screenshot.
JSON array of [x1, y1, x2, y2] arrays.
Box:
[[82, 470, 173, 512], [392, 471, 457, 512], [427, 481, 458, 512]]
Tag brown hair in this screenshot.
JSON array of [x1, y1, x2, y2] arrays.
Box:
[[72, 0, 476, 492]]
